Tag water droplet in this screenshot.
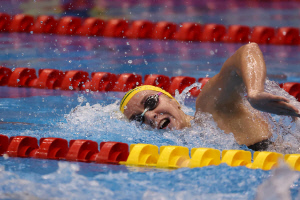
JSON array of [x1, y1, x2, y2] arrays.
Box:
[[144, 59, 148, 65], [3, 154, 9, 160]]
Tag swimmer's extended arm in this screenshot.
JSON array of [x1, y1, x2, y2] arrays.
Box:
[[196, 42, 300, 117]]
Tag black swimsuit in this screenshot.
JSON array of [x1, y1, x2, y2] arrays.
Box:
[[247, 139, 273, 151]]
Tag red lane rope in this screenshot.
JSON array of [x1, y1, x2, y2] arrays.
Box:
[[0, 134, 128, 164], [0, 66, 300, 100], [0, 13, 300, 45]]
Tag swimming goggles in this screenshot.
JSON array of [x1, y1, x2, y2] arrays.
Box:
[[132, 92, 162, 125]]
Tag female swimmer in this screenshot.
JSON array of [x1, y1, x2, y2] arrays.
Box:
[[119, 43, 300, 151]]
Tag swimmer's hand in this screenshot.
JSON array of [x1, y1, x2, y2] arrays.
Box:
[[247, 91, 300, 117]]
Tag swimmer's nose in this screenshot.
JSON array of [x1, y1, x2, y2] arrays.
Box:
[[144, 111, 158, 128]]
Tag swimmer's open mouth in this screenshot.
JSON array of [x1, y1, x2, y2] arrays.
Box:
[[159, 118, 170, 129]]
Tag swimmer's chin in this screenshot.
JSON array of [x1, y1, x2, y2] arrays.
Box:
[[173, 115, 194, 130]]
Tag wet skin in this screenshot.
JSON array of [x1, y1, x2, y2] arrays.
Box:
[[196, 43, 300, 146], [123, 43, 300, 146], [123, 90, 193, 130]]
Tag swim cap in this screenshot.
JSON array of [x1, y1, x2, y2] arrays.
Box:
[[120, 85, 176, 113]]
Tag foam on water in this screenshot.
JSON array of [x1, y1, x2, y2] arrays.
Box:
[[255, 162, 300, 200], [2, 81, 300, 199], [58, 84, 239, 151], [0, 161, 114, 199], [0, 159, 272, 200], [55, 80, 300, 153], [2, 79, 299, 153], [174, 83, 202, 115], [263, 79, 300, 153]]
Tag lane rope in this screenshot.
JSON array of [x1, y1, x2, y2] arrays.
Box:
[[0, 13, 300, 45], [1, 13, 300, 170], [0, 67, 299, 100], [0, 134, 299, 171]]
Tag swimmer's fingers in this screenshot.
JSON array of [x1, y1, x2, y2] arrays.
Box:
[[248, 92, 288, 105], [268, 95, 290, 103], [272, 100, 297, 111], [268, 94, 300, 115], [270, 101, 300, 117], [248, 91, 300, 117], [264, 106, 300, 117], [274, 108, 300, 117], [266, 94, 300, 116]]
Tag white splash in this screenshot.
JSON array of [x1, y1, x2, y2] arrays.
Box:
[[174, 82, 202, 115], [0, 162, 114, 199], [61, 99, 124, 137], [263, 79, 300, 153], [57, 79, 300, 153], [255, 162, 299, 200]]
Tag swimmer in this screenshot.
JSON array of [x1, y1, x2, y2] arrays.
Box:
[[120, 43, 300, 151]]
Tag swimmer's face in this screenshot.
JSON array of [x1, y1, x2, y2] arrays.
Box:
[[123, 90, 190, 130]]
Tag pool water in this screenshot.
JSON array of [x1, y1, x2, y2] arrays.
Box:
[[2, 0, 300, 199], [2, 0, 300, 27], [1, 33, 300, 82]]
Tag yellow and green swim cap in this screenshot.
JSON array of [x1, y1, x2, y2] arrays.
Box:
[[120, 85, 176, 113]]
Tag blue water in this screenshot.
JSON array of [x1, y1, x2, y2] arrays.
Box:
[[2, 0, 300, 199], [1, 34, 300, 199], [1, 33, 300, 83], [0, 157, 271, 200]]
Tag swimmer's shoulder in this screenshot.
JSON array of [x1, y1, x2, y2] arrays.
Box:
[[195, 71, 244, 115], [195, 74, 221, 113]]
